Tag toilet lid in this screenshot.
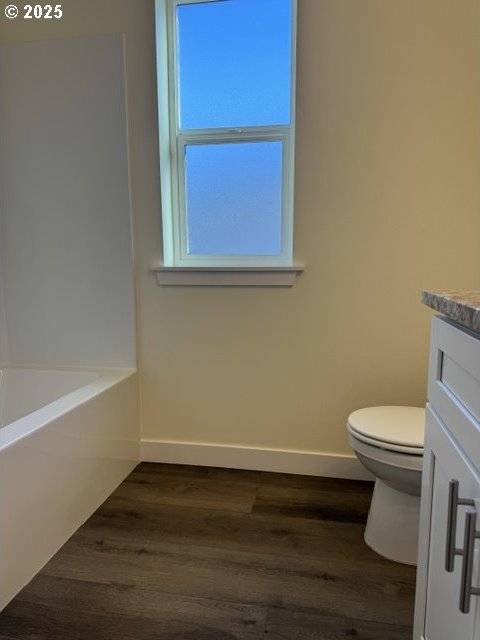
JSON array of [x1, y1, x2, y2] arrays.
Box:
[[347, 406, 425, 450]]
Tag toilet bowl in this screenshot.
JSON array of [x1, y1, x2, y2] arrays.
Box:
[[347, 406, 425, 565]]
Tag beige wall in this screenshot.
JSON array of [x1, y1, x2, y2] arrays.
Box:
[[2, 0, 478, 456]]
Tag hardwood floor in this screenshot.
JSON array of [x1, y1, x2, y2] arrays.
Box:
[[0, 463, 417, 639]]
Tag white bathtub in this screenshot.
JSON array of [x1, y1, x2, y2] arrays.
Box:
[[0, 367, 139, 609]]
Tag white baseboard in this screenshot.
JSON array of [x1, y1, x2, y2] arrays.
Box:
[[141, 440, 373, 481]]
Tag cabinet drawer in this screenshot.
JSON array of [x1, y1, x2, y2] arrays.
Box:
[[441, 353, 480, 424], [428, 316, 480, 469]]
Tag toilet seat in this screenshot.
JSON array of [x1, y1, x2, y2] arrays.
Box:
[[347, 406, 425, 455], [348, 424, 423, 455]]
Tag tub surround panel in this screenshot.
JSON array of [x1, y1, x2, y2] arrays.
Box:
[[0, 34, 136, 369], [422, 290, 480, 334], [0, 371, 140, 610], [0, 368, 102, 429]]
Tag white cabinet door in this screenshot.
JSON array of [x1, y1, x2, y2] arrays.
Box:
[[421, 406, 480, 640]]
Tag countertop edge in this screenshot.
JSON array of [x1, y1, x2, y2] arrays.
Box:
[[422, 290, 480, 334]]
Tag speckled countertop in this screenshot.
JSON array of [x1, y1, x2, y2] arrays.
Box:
[[422, 290, 480, 334]]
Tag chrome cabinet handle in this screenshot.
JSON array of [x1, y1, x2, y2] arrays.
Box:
[[459, 508, 480, 614], [445, 479, 474, 572]]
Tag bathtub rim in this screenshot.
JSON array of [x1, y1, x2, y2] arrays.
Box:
[[0, 366, 136, 452]]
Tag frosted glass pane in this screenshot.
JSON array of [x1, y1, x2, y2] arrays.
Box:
[[185, 142, 283, 255], [177, 0, 291, 129]]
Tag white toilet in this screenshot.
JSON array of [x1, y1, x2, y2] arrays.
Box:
[[347, 405, 425, 565]]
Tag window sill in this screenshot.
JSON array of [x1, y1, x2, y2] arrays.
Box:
[[150, 265, 304, 287]]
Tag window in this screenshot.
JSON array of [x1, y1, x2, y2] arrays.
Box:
[[155, 0, 298, 274]]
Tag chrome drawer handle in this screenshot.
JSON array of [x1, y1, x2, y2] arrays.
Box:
[[459, 508, 480, 614], [445, 479, 474, 572]]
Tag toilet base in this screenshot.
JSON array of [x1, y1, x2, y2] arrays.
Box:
[[364, 478, 420, 565]]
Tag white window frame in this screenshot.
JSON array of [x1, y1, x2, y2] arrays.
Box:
[[155, 0, 298, 270]]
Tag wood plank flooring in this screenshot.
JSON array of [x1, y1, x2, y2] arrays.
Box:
[[0, 463, 417, 639]]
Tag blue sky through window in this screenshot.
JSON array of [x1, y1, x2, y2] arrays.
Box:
[[177, 0, 292, 256], [177, 0, 292, 129], [186, 141, 283, 255]]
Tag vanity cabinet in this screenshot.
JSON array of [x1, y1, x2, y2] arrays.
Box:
[[414, 316, 480, 640]]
